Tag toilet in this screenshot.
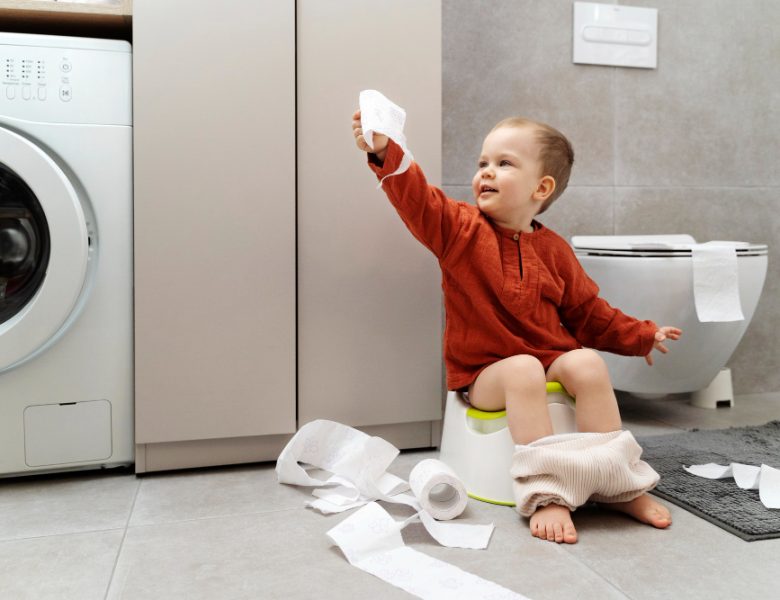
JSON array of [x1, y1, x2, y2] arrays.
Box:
[[572, 235, 768, 402]]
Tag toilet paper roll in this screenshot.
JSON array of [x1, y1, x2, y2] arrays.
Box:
[[408, 458, 468, 521], [359, 89, 413, 185], [691, 242, 745, 322]]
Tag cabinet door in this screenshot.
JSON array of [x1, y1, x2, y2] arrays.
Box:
[[133, 0, 296, 443], [297, 0, 443, 427]]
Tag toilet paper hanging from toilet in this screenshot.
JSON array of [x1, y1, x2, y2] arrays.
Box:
[[692, 242, 746, 322]]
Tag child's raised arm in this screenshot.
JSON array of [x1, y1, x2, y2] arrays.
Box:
[[352, 109, 389, 163]]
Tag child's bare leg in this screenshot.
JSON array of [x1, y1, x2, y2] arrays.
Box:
[[546, 349, 621, 433], [469, 355, 577, 544], [468, 354, 551, 444], [546, 349, 671, 529]]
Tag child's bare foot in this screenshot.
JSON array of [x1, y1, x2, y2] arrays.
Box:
[[529, 504, 577, 544], [603, 493, 672, 528]]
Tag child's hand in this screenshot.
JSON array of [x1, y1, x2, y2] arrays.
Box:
[[645, 326, 682, 365], [352, 109, 388, 162]]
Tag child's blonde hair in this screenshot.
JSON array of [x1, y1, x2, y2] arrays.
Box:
[[491, 117, 574, 214]]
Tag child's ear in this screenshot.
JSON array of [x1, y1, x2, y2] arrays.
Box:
[[533, 175, 556, 202]]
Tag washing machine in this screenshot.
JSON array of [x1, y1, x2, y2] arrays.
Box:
[[0, 33, 133, 476]]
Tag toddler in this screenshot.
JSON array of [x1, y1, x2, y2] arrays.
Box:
[[352, 110, 681, 544]]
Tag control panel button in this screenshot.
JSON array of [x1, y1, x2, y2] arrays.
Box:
[[22, 85, 31, 100], [37, 86, 47, 101], [5, 85, 16, 100], [60, 61, 72, 73], [59, 86, 72, 102]]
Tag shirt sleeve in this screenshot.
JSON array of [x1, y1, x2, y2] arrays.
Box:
[[367, 139, 461, 259], [557, 244, 657, 357]]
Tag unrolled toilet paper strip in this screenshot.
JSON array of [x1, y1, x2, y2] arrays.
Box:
[[359, 89, 414, 186], [684, 462, 780, 508], [276, 419, 494, 549], [275, 419, 407, 497], [691, 241, 746, 322], [327, 501, 530, 600]]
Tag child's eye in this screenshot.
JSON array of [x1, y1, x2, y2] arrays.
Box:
[[477, 161, 487, 169], [500, 160, 513, 167]]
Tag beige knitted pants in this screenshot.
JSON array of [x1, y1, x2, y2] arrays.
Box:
[[510, 430, 659, 517]]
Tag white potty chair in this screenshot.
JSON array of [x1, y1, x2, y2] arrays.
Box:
[[439, 383, 576, 506]]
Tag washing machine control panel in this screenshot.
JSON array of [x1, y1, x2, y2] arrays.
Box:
[[2, 56, 69, 102], [0, 36, 131, 126]]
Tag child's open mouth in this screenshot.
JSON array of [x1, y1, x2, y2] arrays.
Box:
[[480, 184, 497, 194]]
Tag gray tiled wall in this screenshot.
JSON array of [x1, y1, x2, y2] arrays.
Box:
[[442, 0, 780, 393]]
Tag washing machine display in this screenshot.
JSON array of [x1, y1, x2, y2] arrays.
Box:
[[0, 33, 133, 477]]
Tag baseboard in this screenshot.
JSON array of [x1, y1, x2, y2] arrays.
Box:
[[135, 420, 442, 473]]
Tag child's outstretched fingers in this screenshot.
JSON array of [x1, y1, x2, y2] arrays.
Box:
[[662, 326, 683, 340], [645, 326, 681, 366], [352, 109, 370, 152], [351, 109, 389, 159]]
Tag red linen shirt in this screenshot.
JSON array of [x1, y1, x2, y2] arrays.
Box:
[[369, 141, 658, 391]]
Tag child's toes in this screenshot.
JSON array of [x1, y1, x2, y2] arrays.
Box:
[[651, 507, 672, 527], [553, 522, 564, 543], [563, 523, 578, 544]]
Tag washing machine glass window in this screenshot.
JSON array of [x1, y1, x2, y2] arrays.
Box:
[[0, 161, 50, 325], [0, 125, 90, 373]]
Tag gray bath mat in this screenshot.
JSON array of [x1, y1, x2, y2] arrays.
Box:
[[638, 421, 780, 541]]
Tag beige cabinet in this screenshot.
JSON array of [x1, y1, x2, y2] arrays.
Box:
[[297, 0, 443, 444], [133, 0, 296, 472], [133, 0, 442, 472]]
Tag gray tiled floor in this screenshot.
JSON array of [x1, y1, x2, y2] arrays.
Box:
[[2, 393, 780, 600]]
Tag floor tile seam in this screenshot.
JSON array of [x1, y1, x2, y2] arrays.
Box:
[[559, 546, 633, 599], [622, 416, 685, 428], [650, 415, 728, 430], [103, 476, 142, 600], [126, 505, 309, 530], [0, 526, 126, 545]]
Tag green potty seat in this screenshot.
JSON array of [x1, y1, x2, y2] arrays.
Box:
[[439, 382, 575, 506]]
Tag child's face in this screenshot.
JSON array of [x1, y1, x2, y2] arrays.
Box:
[[472, 126, 546, 228]]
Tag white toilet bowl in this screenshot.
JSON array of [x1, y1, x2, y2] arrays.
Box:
[[572, 235, 768, 395]]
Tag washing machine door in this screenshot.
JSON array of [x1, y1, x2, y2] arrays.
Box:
[[0, 126, 89, 372]]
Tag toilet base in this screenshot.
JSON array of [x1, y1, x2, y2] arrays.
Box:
[[690, 368, 734, 409]]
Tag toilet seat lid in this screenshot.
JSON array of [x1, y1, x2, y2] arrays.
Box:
[[571, 235, 768, 257]]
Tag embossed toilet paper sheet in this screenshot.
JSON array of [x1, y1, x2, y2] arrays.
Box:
[[684, 462, 780, 508], [328, 502, 529, 600], [359, 89, 413, 185], [691, 242, 747, 322]]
